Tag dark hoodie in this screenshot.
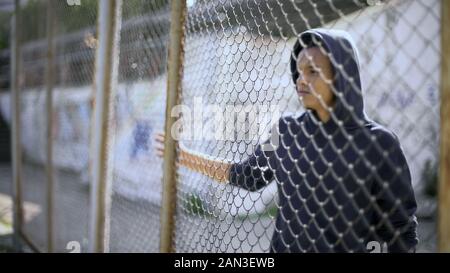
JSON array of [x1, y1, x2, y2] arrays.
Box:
[[228, 29, 418, 253]]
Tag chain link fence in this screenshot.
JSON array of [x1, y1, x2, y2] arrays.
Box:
[[2, 0, 99, 252], [50, 0, 98, 253], [108, 0, 170, 252], [0, 0, 446, 253], [15, 0, 48, 251], [172, 0, 441, 253]]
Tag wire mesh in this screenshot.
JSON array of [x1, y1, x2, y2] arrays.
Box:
[[108, 0, 170, 253], [5, 0, 99, 252], [50, 0, 98, 253], [0, 0, 442, 253], [0, 164, 13, 251], [16, 0, 49, 252], [173, 0, 440, 253], [0, 3, 14, 253]]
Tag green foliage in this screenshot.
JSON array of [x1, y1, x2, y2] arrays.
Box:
[[262, 203, 279, 218], [184, 194, 207, 216]]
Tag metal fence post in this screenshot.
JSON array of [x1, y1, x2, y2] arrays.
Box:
[[89, 0, 122, 253], [160, 0, 186, 253], [439, 0, 450, 253], [45, 0, 55, 253], [11, 0, 23, 252]]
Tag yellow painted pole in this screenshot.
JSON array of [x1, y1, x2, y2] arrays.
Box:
[[160, 0, 186, 253], [89, 0, 122, 253]]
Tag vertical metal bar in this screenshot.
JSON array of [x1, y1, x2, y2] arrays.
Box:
[[88, 0, 122, 253], [160, 0, 186, 253], [45, 0, 55, 253], [11, 0, 23, 252], [439, 0, 450, 253]]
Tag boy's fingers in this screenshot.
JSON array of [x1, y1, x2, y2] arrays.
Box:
[[154, 131, 166, 159], [154, 131, 180, 159], [155, 135, 165, 143]]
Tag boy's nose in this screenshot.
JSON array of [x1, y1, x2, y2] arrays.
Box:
[[296, 77, 308, 90]]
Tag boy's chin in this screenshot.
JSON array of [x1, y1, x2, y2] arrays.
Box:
[[299, 101, 316, 111]]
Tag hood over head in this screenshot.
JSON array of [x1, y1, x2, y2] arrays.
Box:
[[290, 28, 371, 130]]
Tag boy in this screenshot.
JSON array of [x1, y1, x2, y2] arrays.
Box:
[[156, 29, 418, 253]]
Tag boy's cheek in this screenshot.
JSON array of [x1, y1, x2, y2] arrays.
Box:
[[301, 96, 317, 108]]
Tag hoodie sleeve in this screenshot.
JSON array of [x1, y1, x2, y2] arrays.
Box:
[[227, 118, 281, 192], [372, 132, 419, 253]]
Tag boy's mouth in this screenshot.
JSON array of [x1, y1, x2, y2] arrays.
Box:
[[298, 90, 310, 96]]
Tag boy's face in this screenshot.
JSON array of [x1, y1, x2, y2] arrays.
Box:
[[296, 47, 335, 113]]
